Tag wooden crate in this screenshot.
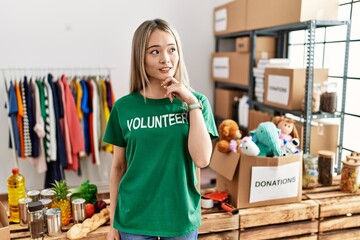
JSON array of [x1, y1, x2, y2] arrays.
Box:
[[10, 224, 109, 239], [238, 200, 319, 240], [199, 207, 239, 235], [198, 230, 239, 240], [304, 184, 360, 240]]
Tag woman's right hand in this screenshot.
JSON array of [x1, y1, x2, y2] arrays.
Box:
[[107, 226, 120, 240]]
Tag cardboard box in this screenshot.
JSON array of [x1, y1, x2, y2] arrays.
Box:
[[264, 68, 328, 110], [296, 119, 339, 161], [0, 202, 10, 240], [210, 145, 303, 208], [236, 36, 276, 63], [212, 52, 250, 86], [248, 109, 273, 132], [247, 0, 339, 30], [213, 0, 248, 36], [215, 88, 245, 119]]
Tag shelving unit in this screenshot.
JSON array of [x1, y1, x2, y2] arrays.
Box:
[[214, 20, 351, 173]]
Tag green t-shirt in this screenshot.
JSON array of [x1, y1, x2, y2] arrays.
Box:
[[103, 91, 218, 237]]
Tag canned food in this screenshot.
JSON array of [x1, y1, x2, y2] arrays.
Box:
[[40, 189, 55, 200], [46, 208, 62, 236], [27, 190, 41, 202], [18, 197, 32, 226], [71, 198, 86, 223]]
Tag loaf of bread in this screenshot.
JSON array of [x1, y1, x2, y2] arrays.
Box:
[[67, 208, 110, 240]]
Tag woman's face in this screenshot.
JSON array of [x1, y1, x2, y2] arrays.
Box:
[[145, 29, 179, 83]]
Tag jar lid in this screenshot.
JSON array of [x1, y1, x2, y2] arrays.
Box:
[[40, 188, 55, 196], [72, 198, 85, 204], [318, 150, 335, 158], [28, 201, 43, 212], [39, 198, 53, 206], [46, 208, 61, 216], [343, 155, 360, 167], [27, 190, 40, 196], [18, 198, 32, 204]]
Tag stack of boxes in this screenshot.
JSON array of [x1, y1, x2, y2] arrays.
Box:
[[210, 0, 340, 209]]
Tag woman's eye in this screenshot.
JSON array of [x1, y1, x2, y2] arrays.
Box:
[[170, 47, 176, 53], [150, 50, 159, 55]]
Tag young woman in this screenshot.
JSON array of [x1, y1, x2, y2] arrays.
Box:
[[103, 18, 218, 240]]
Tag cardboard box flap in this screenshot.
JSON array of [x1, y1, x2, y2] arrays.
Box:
[[248, 153, 301, 166], [0, 201, 10, 240], [209, 144, 240, 181], [0, 202, 8, 228]]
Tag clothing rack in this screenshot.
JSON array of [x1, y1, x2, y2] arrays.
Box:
[[1, 67, 114, 168]]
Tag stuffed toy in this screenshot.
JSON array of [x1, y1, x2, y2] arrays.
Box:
[[272, 116, 299, 142], [217, 119, 242, 153], [281, 138, 300, 156], [240, 136, 260, 156], [250, 122, 282, 157]]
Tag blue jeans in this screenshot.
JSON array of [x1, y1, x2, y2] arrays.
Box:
[[119, 229, 198, 240]]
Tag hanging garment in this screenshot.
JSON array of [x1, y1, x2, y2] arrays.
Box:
[[56, 80, 72, 167], [80, 79, 90, 155], [29, 79, 47, 174], [37, 79, 51, 162], [43, 76, 57, 161], [61, 75, 85, 171], [7, 82, 21, 154], [90, 78, 100, 165], [21, 77, 32, 157], [87, 80, 95, 164], [47, 74, 67, 168], [27, 78, 38, 157], [15, 81, 25, 158]]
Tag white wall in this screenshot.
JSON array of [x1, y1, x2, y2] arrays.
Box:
[[0, 0, 231, 194]]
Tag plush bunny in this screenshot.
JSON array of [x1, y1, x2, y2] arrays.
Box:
[[240, 136, 260, 156]]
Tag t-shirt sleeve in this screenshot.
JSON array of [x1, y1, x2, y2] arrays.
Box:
[[102, 106, 126, 147], [199, 94, 219, 140]]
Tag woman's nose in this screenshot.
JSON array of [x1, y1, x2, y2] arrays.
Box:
[[160, 54, 170, 63]]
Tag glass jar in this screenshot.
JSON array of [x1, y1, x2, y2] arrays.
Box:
[[320, 81, 337, 113], [28, 201, 44, 239], [318, 150, 335, 186], [340, 155, 360, 193], [301, 83, 321, 113], [303, 154, 319, 189], [312, 83, 321, 113]]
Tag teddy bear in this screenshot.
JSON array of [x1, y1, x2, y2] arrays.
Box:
[[272, 116, 299, 142], [250, 121, 282, 157], [217, 119, 242, 153]]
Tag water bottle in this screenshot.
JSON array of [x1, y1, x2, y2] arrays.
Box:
[[7, 168, 26, 223]]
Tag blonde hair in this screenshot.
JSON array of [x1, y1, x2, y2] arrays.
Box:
[[129, 18, 190, 94]]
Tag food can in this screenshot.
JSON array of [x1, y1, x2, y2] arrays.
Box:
[[40, 189, 55, 200], [27, 190, 41, 202], [18, 197, 32, 226], [46, 208, 62, 236], [71, 198, 86, 223]]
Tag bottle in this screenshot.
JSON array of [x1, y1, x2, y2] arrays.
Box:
[[7, 168, 26, 223]]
